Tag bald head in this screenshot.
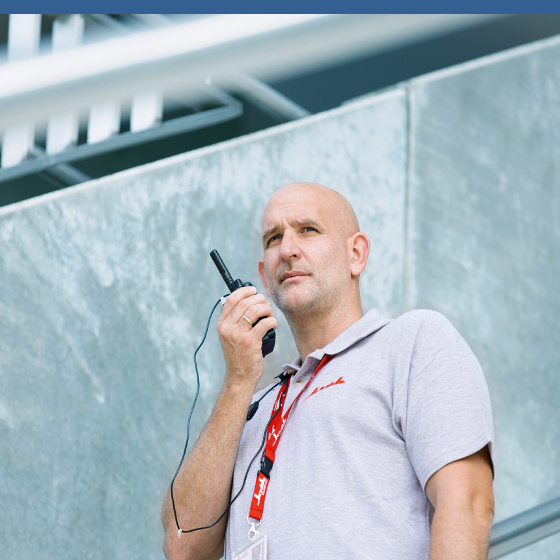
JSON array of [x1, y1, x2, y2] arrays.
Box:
[[262, 182, 360, 242], [258, 181, 370, 337]]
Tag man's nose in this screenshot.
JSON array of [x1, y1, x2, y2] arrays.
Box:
[[279, 231, 301, 260]]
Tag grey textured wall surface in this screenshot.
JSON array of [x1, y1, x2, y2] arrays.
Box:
[[0, 91, 407, 559], [408, 36, 560, 559]]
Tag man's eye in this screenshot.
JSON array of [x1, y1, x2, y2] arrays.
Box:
[[268, 234, 281, 245], [303, 226, 317, 233]]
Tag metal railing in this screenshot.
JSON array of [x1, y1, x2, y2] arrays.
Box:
[[489, 497, 560, 558]]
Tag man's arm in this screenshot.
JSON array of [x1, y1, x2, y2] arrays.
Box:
[[161, 286, 278, 560], [426, 446, 494, 560]]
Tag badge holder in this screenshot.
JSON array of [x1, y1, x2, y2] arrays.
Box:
[[233, 517, 267, 560]]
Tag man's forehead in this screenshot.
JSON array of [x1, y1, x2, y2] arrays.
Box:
[[262, 185, 334, 226], [261, 182, 359, 238]]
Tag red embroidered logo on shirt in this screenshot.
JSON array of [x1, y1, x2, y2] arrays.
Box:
[[304, 377, 345, 401]]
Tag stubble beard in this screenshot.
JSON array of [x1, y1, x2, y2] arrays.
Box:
[[268, 274, 333, 319]]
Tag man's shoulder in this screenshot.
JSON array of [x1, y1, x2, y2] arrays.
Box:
[[344, 308, 459, 352], [392, 308, 453, 329], [382, 308, 462, 349]]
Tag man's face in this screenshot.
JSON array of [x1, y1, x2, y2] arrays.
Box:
[[258, 185, 352, 317]]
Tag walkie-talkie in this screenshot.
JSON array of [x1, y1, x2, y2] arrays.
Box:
[[210, 249, 276, 357]]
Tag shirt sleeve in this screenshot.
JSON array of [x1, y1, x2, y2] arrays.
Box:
[[398, 311, 494, 491]]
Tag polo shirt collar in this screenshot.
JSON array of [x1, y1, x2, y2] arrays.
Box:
[[281, 309, 391, 378]]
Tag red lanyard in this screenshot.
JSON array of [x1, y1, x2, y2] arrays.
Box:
[[249, 353, 334, 521]]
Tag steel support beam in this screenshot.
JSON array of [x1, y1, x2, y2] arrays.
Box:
[[0, 88, 241, 185], [30, 145, 92, 186], [227, 73, 310, 122]]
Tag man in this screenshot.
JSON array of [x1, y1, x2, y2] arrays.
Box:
[[162, 182, 494, 560]]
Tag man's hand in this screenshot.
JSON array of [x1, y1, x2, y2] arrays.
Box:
[[217, 286, 278, 390], [426, 445, 494, 559]]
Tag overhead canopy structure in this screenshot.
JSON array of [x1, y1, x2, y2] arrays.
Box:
[[0, 14, 502, 128]]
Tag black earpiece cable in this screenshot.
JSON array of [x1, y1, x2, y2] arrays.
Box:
[[170, 296, 225, 532], [169, 296, 289, 537]]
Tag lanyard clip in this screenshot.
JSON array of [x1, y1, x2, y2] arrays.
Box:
[[247, 516, 261, 541], [260, 455, 274, 479]]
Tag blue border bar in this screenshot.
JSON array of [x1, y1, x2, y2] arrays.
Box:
[[7, 2, 560, 15]]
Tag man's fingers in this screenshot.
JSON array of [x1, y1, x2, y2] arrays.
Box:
[[251, 316, 279, 338], [217, 288, 276, 362], [220, 286, 257, 317], [226, 293, 269, 325], [237, 302, 274, 327]]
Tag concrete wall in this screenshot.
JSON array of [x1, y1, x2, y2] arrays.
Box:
[[408, 36, 560, 559], [1, 34, 559, 559]]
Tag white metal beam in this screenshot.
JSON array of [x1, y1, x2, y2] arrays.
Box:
[[46, 15, 85, 155], [130, 92, 163, 132], [1, 14, 41, 167], [87, 102, 121, 144]]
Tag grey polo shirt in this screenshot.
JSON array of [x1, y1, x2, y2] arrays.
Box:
[[225, 309, 494, 559]]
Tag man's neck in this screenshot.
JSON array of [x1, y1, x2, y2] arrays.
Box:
[[287, 299, 364, 362]]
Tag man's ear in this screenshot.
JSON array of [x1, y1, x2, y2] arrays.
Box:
[[349, 232, 370, 277], [258, 259, 270, 296]]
